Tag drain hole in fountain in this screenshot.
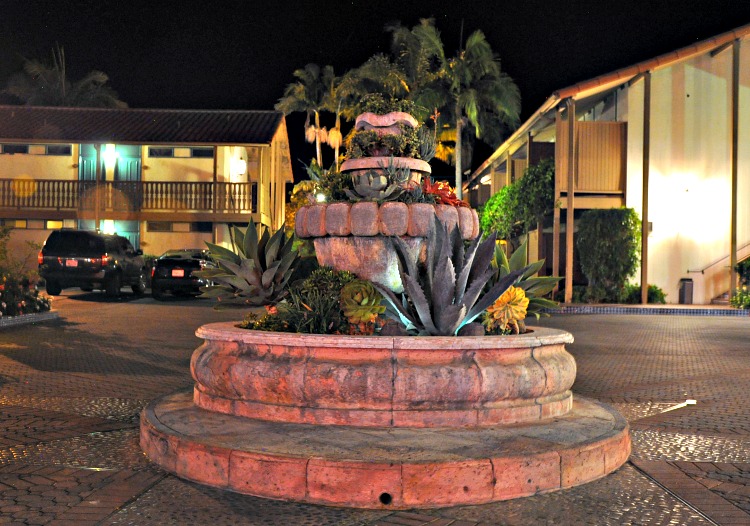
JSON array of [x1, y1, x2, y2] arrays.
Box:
[[379, 492, 392, 505]]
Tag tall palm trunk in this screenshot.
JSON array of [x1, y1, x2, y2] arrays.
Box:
[[314, 111, 323, 166], [455, 102, 464, 199]]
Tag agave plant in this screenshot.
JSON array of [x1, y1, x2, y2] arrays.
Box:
[[375, 218, 525, 336], [196, 220, 298, 307], [492, 239, 561, 319]]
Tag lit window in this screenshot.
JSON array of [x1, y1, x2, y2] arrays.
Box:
[[46, 220, 64, 230]]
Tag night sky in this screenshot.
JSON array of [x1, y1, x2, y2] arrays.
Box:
[[2, 0, 750, 178]]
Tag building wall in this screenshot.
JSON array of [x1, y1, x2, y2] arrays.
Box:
[[0, 144, 77, 180], [626, 43, 748, 303]]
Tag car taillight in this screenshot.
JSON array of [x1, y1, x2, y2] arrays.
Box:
[[38, 251, 44, 265], [91, 254, 109, 266], [151, 267, 155, 278]]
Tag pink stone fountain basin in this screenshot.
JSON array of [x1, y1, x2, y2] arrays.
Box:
[[141, 392, 630, 509], [141, 323, 631, 509], [191, 323, 576, 428]]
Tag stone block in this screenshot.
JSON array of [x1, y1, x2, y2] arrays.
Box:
[[305, 205, 327, 237], [402, 460, 494, 507], [325, 202, 352, 236], [379, 202, 409, 236], [229, 452, 307, 499], [457, 207, 477, 239], [560, 443, 606, 487], [350, 202, 380, 236], [435, 204, 459, 234], [175, 441, 230, 488], [491, 452, 562, 499], [406, 203, 435, 237], [307, 459, 403, 507], [294, 206, 308, 238]]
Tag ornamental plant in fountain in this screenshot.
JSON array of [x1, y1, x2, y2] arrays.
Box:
[[201, 96, 553, 337]]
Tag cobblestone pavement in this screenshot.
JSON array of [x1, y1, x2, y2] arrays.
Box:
[[0, 293, 748, 525]]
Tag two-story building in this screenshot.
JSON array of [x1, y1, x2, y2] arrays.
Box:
[[0, 106, 293, 261], [467, 23, 750, 305]]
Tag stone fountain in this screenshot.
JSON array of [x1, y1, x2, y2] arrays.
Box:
[[140, 102, 630, 509]]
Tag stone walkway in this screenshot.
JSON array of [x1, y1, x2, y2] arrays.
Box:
[[0, 292, 748, 525]]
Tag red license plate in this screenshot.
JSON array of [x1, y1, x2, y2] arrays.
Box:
[[65, 259, 78, 267], [171, 269, 185, 278]]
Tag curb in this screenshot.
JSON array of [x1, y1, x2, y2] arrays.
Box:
[[545, 305, 750, 317], [0, 310, 60, 329]]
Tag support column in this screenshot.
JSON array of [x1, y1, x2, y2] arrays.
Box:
[[94, 144, 102, 231], [640, 72, 652, 305], [552, 113, 562, 296], [730, 39, 740, 298], [564, 99, 576, 304]]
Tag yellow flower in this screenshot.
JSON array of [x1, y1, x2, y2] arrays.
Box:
[[484, 286, 529, 334]]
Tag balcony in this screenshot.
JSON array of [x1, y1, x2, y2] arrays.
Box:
[[0, 179, 257, 222]]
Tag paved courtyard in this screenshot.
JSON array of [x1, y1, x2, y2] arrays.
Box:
[[0, 292, 749, 525]]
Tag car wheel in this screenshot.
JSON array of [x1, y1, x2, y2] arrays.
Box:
[[105, 273, 122, 297], [151, 285, 167, 301], [45, 280, 62, 296], [132, 271, 147, 296]]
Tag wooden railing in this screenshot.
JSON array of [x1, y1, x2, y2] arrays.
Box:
[[0, 179, 255, 213]]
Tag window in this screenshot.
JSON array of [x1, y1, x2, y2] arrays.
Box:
[[1, 219, 27, 228], [191, 148, 214, 158], [46, 145, 72, 156], [191, 222, 213, 233], [147, 221, 173, 232], [1, 144, 29, 155], [149, 148, 173, 158], [46, 220, 64, 230]]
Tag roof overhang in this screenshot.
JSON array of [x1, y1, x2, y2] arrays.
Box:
[[466, 21, 750, 191]]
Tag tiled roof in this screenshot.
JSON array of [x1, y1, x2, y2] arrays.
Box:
[[0, 106, 284, 145]]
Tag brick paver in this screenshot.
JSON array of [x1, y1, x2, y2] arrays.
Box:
[[0, 294, 748, 524]]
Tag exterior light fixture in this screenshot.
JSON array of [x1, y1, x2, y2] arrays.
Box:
[[103, 144, 119, 168]]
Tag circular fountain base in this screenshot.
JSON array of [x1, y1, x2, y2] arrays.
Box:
[[141, 391, 630, 509]]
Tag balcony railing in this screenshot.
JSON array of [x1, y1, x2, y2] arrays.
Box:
[[0, 179, 256, 213]]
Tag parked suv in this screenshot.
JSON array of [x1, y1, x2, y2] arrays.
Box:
[[151, 249, 216, 300], [38, 230, 147, 297]]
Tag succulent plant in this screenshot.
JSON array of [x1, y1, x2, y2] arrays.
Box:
[[483, 286, 529, 334], [340, 280, 385, 334], [491, 239, 561, 320], [345, 158, 412, 202], [345, 170, 404, 202], [417, 126, 436, 162], [196, 219, 298, 307], [375, 218, 526, 336]]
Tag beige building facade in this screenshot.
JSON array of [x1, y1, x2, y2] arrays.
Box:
[[0, 107, 292, 261], [469, 23, 750, 304]]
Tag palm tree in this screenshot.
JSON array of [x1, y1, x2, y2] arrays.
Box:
[[3, 45, 127, 108], [275, 63, 338, 166], [417, 27, 521, 198]]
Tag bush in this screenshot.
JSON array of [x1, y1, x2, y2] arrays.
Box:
[[735, 259, 750, 286], [0, 274, 51, 317], [731, 286, 750, 309], [576, 208, 641, 303], [621, 284, 667, 304], [0, 227, 52, 317]]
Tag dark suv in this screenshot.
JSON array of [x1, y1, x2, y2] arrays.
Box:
[[38, 230, 147, 297]]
